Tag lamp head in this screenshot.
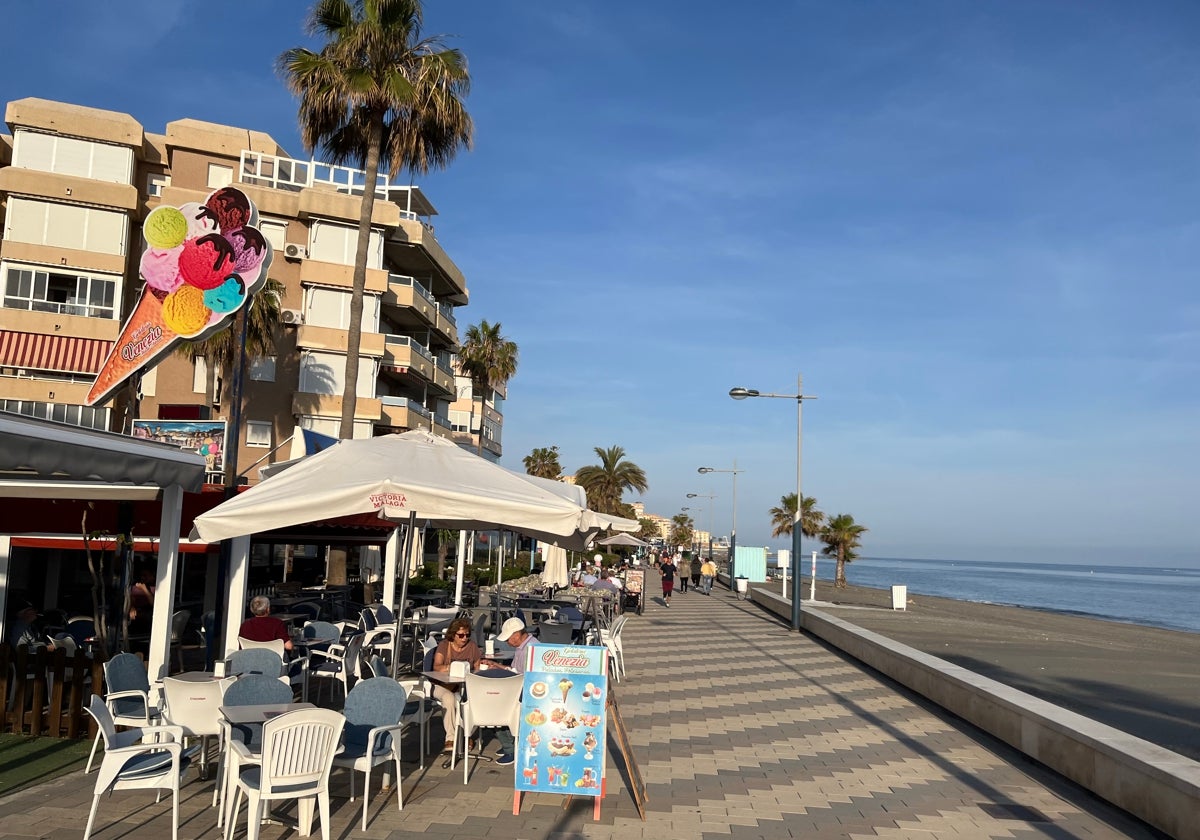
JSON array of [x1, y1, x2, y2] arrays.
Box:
[[729, 387, 757, 400], [698, 467, 714, 474], [686, 493, 698, 498]]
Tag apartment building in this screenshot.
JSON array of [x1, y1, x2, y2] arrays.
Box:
[[0, 97, 504, 481]]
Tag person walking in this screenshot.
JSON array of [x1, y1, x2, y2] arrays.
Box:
[[700, 557, 718, 595], [659, 554, 678, 607], [677, 555, 692, 594]]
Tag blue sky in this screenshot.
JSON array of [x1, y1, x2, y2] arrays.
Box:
[[3, 2, 1198, 565]]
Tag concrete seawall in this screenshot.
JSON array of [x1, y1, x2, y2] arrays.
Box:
[[745, 583, 1200, 840]]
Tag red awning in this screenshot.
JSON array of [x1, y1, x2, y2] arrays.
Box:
[[0, 329, 112, 375]]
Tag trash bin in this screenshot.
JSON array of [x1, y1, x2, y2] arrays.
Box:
[[735, 576, 749, 600]]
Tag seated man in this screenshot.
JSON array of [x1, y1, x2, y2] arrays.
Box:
[[7, 602, 54, 651], [592, 570, 620, 594], [238, 595, 294, 653]]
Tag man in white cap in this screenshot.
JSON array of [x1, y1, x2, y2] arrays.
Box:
[[489, 616, 533, 765]]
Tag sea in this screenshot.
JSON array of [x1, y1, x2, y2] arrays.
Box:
[[806, 556, 1200, 635]]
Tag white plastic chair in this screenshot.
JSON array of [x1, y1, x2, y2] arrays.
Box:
[[224, 707, 344, 840], [599, 614, 628, 681], [84, 695, 193, 840], [335, 677, 409, 829], [237, 636, 286, 656], [162, 674, 236, 780], [454, 670, 523, 783], [307, 632, 364, 706], [86, 652, 163, 773]]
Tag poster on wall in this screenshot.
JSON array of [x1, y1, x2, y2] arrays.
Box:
[[86, 187, 273, 406], [132, 419, 226, 474], [515, 644, 608, 797]]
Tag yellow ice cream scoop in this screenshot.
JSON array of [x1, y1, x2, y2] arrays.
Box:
[[162, 285, 212, 336]]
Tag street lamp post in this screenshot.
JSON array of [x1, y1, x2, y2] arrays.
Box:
[[698, 461, 743, 577], [685, 493, 716, 561], [730, 373, 816, 632]]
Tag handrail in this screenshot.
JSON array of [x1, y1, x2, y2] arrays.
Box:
[[387, 274, 435, 306], [379, 395, 431, 418], [381, 334, 434, 362], [238, 150, 422, 220]]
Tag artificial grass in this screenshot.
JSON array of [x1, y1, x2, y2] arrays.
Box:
[[0, 734, 92, 798]]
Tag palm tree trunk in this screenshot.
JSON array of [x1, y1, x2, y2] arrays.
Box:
[[340, 112, 384, 439], [835, 549, 847, 588], [474, 378, 487, 456]]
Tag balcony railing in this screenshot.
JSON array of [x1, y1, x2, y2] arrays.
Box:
[[382, 334, 433, 363], [432, 414, 451, 430], [380, 395, 431, 418], [387, 274, 435, 306], [239, 150, 429, 224], [3, 299, 116, 319], [436, 300, 457, 326]]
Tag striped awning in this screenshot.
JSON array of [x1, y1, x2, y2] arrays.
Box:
[[0, 329, 112, 375]]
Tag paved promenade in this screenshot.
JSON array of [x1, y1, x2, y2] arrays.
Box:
[[0, 587, 1164, 839]]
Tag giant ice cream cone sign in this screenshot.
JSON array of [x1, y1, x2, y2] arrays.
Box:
[[86, 187, 273, 406]]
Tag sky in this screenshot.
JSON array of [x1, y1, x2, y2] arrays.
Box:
[[2, 1, 1198, 566]]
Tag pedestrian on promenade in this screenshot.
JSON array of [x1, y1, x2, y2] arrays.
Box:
[[677, 555, 692, 593], [700, 557, 717, 594], [659, 555, 678, 607]]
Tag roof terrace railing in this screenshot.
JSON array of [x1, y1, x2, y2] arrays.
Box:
[[382, 333, 434, 363]]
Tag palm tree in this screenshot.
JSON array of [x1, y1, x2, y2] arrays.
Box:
[[636, 517, 660, 543], [821, 513, 868, 588], [573, 445, 648, 516], [769, 493, 825, 540], [279, 0, 473, 438], [523, 445, 561, 479], [176, 278, 284, 485], [669, 512, 693, 549], [458, 320, 518, 455]]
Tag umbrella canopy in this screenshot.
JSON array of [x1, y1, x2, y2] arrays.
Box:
[[192, 431, 608, 544], [540, 544, 571, 589], [597, 532, 650, 547]]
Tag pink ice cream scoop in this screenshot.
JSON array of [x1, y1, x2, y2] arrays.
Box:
[[179, 234, 237, 291], [140, 246, 184, 293]]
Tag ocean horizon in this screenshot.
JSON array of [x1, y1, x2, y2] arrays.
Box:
[[800, 555, 1200, 634]]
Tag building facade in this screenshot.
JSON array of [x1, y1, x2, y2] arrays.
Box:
[[0, 98, 503, 482]]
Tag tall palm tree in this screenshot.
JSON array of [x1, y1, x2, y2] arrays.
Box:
[[458, 320, 518, 456], [279, 0, 473, 438], [636, 517, 660, 543], [176, 278, 284, 485], [573, 445, 648, 516], [669, 512, 693, 549], [523, 445, 561, 479], [769, 493, 825, 540], [821, 513, 868, 588]]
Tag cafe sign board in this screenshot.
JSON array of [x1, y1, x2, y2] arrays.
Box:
[[515, 644, 608, 797]]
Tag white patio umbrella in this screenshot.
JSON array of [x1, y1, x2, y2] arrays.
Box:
[[596, 533, 650, 547], [540, 544, 571, 589]]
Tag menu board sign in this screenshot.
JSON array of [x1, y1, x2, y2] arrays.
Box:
[[624, 569, 644, 594], [515, 644, 608, 797]]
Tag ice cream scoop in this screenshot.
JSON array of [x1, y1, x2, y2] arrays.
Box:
[[162, 285, 212, 336], [140, 246, 184, 293], [203, 274, 246, 314], [179, 234, 237, 291], [143, 206, 189, 249], [199, 186, 253, 231], [228, 227, 268, 275], [179, 202, 219, 240]]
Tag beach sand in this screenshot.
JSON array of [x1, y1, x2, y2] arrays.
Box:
[[752, 576, 1200, 761]]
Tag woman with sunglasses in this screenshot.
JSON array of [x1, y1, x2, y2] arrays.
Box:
[[431, 617, 481, 752]]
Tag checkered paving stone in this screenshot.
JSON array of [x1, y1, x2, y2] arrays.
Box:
[[0, 587, 1166, 839]]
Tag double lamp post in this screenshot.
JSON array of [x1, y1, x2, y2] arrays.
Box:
[[730, 373, 815, 632]]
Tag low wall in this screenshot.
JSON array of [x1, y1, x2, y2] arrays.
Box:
[[749, 585, 1200, 840]]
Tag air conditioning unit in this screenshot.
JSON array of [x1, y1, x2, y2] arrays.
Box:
[[284, 243, 308, 260], [280, 308, 304, 326]]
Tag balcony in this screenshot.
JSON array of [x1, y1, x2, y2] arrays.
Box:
[[295, 324, 386, 357], [378, 395, 431, 431], [239, 150, 434, 224], [291, 392, 382, 421], [381, 274, 436, 328]]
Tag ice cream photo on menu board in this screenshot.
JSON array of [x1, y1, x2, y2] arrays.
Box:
[[85, 187, 272, 406]]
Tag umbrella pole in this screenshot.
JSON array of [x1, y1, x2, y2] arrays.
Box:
[[453, 530, 467, 607], [493, 529, 504, 633], [395, 510, 417, 641]]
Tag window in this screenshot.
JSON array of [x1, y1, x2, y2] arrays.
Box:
[[146, 172, 171, 197], [259, 219, 288, 253], [299, 351, 376, 398], [2, 263, 119, 318], [246, 421, 272, 447], [308, 220, 383, 268], [304, 286, 378, 332], [140, 366, 157, 397], [193, 356, 208, 393], [449, 409, 471, 433], [13, 130, 133, 184], [207, 163, 233, 188], [298, 415, 373, 440], [4, 198, 128, 256], [248, 356, 276, 382], [1, 400, 110, 431]]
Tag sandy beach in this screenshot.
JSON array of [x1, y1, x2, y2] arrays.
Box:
[[752, 576, 1200, 761]]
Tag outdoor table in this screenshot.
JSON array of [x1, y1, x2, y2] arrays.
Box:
[[166, 670, 223, 683], [272, 612, 307, 625], [410, 593, 446, 607]]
